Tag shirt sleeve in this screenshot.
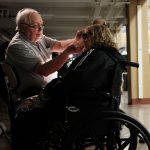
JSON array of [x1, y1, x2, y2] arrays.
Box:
[[42, 35, 58, 49], [6, 43, 41, 71]]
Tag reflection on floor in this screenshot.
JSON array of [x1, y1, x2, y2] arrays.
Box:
[[120, 92, 150, 150], [0, 91, 150, 150], [120, 92, 150, 133]]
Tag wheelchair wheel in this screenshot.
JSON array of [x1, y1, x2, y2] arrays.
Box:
[[62, 111, 150, 150]]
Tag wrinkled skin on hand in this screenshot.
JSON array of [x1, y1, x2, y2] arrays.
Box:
[[73, 30, 84, 52], [65, 44, 82, 54]]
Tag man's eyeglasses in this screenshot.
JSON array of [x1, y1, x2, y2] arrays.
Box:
[[82, 31, 92, 39], [22, 23, 45, 31]]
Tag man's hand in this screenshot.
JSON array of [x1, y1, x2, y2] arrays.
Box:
[[75, 30, 83, 41], [65, 44, 83, 55], [74, 30, 84, 52]]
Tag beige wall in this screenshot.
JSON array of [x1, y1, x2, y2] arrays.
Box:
[[141, 0, 150, 98], [128, 0, 139, 100], [128, 0, 150, 103], [110, 0, 150, 103]]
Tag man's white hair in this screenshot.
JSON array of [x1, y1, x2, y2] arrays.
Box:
[[16, 8, 39, 31]]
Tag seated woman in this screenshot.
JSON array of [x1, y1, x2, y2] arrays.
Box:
[[44, 24, 125, 120]]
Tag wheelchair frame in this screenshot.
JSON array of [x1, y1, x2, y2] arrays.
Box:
[[44, 61, 150, 150], [1, 61, 150, 150]]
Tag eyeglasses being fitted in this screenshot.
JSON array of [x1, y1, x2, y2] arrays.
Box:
[[82, 31, 92, 39], [22, 23, 45, 31]]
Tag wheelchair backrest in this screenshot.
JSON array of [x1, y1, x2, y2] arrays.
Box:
[[0, 62, 19, 120], [1, 62, 18, 89], [0, 64, 8, 103], [110, 63, 122, 99]]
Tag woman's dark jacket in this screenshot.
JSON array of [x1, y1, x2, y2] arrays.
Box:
[[45, 45, 125, 100], [43, 45, 126, 119]]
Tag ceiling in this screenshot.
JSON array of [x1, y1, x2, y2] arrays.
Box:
[[0, 0, 130, 43]]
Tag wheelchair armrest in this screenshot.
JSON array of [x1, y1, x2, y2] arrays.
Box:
[[67, 90, 120, 111]]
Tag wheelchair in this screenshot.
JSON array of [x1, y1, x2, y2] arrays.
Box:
[[41, 60, 150, 150], [1, 60, 150, 150]]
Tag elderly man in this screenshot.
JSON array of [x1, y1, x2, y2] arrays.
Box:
[[6, 8, 83, 97]]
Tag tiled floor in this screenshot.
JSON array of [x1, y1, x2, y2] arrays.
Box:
[[120, 92, 150, 133], [120, 92, 150, 150], [0, 92, 150, 150]]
